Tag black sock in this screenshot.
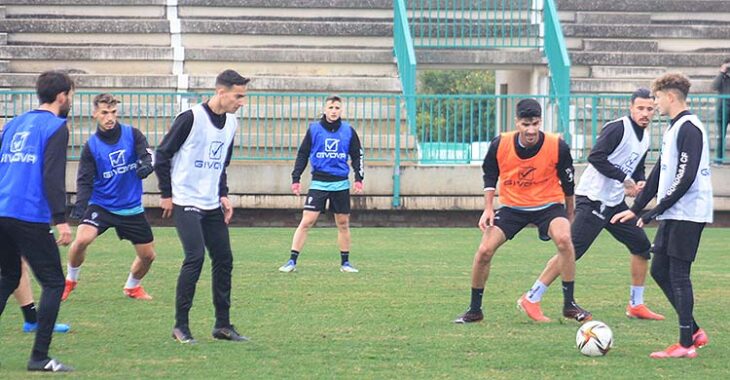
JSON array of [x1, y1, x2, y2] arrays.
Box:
[[21, 303, 37, 324], [290, 250, 299, 264], [562, 281, 575, 306], [340, 251, 349, 265], [469, 288, 484, 312]]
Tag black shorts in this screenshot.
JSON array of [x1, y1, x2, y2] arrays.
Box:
[[80, 204, 154, 245], [494, 203, 567, 241], [652, 219, 705, 262], [303, 189, 351, 214], [572, 196, 651, 260]]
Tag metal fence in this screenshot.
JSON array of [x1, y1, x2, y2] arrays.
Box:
[[1, 91, 729, 165]]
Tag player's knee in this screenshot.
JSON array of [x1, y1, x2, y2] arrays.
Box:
[[2, 273, 21, 290], [475, 247, 494, 265], [650, 265, 668, 284], [141, 250, 156, 263], [553, 234, 573, 252]]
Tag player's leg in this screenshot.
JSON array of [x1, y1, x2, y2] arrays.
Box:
[[521, 197, 602, 315], [542, 205, 591, 322], [605, 202, 664, 320], [171, 205, 206, 343], [63, 216, 101, 301], [281, 189, 326, 272], [116, 213, 155, 300], [454, 208, 514, 323], [331, 189, 357, 272], [15, 259, 70, 333], [16, 221, 71, 370], [0, 223, 22, 317], [201, 208, 247, 342]]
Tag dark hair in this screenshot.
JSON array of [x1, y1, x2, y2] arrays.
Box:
[[215, 69, 250, 88], [630, 87, 652, 104], [325, 94, 342, 104], [36, 70, 74, 104], [515, 98, 542, 119], [652, 72, 691, 101], [92, 93, 120, 108]]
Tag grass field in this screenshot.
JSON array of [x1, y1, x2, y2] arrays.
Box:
[[1, 227, 728, 379]]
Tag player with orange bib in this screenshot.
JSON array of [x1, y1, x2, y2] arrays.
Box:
[[454, 98, 591, 324]]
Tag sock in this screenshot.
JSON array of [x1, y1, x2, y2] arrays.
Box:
[[125, 273, 141, 289], [67, 265, 80, 281], [630, 285, 645, 307], [526, 280, 548, 303], [21, 303, 38, 324], [469, 288, 484, 312], [562, 281, 575, 306], [680, 324, 694, 348], [290, 250, 299, 264], [340, 251, 350, 265]]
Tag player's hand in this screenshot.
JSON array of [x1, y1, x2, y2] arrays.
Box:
[[353, 181, 364, 194], [291, 182, 301, 196], [623, 177, 639, 197], [135, 159, 154, 179], [610, 210, 636, 225], [69, 205, 85, 220], [160, 197, 173, 218], [55, 223, 72, 246], [478, 209, 495, 232], [220, 196, 233, 224]]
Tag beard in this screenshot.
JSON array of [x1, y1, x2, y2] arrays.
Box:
[[58, 100, 71, 118]]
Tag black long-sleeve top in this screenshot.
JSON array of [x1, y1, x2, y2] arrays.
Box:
[[154, 103, 233, 198], [75, 123, 152, 209], [45, 123, 69, 224], [291, 115, 364, 183], [588, 117, 647, 182], [481, 131, 575, 196], [630, 110, 704, 222]]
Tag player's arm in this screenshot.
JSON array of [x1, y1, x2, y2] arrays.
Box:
[[132, 128, 153, 179], [631, 152, 648, 182], [639, 122, 703, 223], [291, 128, 312, 193], [219, 143, 234, 223], [348, 127, 364, 193], [479, 137, 500, 231], [72, 142, 96, 219], [43, 124, 72, 245], [557, 138, 576, 220], [587, 122, 627, 182]]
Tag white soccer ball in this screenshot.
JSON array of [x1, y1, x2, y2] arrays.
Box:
[[576, 321, 613, 357]]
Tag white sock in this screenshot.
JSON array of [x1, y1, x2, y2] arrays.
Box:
[[526, 280, 548, 303], [630, 286, 645, 307], [67, 265, 80, 281], [125, 273, 141, 289]]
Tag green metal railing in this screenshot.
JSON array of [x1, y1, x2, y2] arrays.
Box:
[[1, 91, 728, 165], [544, 0, 571, 141], [407, 0, 540, 49]]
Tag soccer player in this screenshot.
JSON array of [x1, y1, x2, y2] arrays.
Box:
[[155, 69, 250, 344], [62, 93, 156, 301], [613, 73, 713, 359], [278, 95, 364, 273], [0, 70, 74, 372], [15, 259, 70, 333], [454, 98, 591, 324], [517, 88, 664, 322]]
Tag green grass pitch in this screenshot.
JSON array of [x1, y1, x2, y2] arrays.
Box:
[[1, 227, 727, 379]]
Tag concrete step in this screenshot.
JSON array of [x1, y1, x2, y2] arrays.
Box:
[[564, 23, 730, 40], [182, 34, 392, 49], [417, 49, 544, 67], [185, 61, 396, 78], [557, 0, 727, 13], [587, 65, 721, 80], [571, 78, 714, 94], [0, 73, 177, 90], [571, 51, 729, 68], [0, 33, 6, 45], [0, 18, 169, 33], [179, 6, 390, 19], [575, 12, 651, 24], [3, 4, 166, 18], [178, 0, 392, 8], [4, 33, 169, 47], [180, 19, 391, 37], [0, 60, 8, 73], [583, 39, 658, 52], [189, 75, 402, 93]]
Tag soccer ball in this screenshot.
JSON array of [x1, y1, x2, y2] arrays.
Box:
[[576, 321, 613, 357]]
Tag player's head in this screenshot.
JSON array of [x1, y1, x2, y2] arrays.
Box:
[[36, 70, 75, 118], [92, 93, 120, 131], [213, 69, 250, 114], [323, 95, 343, 123], [629, 87, 655, 129], [651, 72, 691, 116], [514, 98, 542, 148]]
